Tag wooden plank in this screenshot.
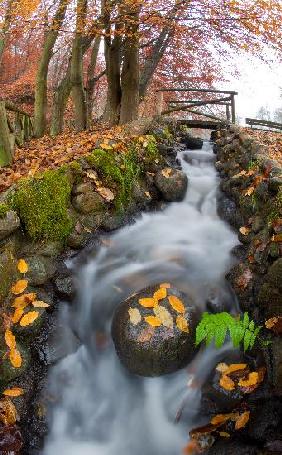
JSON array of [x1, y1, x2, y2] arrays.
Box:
[[176, 119, 224, 130], [162, 96, 231, 115], [245, 118, 282, 131], [177, 108, 225, 122], [157, 88, 238, 95], [169, 100, 231, 105]]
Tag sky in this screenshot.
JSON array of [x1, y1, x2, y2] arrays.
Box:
[[217, 53, 282, 124]]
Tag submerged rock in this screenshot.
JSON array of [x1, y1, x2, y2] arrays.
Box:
[[111, 284, 199, 376], [155, 168, 188, 202]]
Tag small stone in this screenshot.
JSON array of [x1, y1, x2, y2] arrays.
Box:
[[0, 211, 20, 241], [155, 168, 188, 202], [25, 255, 56, 286], [72, 192, 105, 214]]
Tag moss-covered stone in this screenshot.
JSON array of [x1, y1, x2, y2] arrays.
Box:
[[0, 247, 17, 301], [0, 203, 9, 218], [0, 342, 30, 385], [10, 169, 73, 242]]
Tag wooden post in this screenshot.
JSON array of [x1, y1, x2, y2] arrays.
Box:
[[0, 101, 13, 166], [231, 94, 236, 124], [156, 91, 164, 116], [226, 104, 231, 123]]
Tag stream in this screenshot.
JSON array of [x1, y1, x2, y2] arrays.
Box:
[[43, 142, 239, 454]]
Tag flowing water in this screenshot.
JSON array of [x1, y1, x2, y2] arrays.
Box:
[[43, 142, 238, 455]]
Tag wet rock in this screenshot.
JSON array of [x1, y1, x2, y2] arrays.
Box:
[[73, 182, 94, 194], [269, 338, 282, 394], [0, 210, 20, 241], [25, 255, 56, 286], [154, 168, 188, 202], [265, 259, 282, 290], [0, 342, 30, 383], [37, 324, 81, 365], [67, 231, 89, 249], [54, 275, 74, 300], [182, 134, 203, 150], [0, 425, 23, 452], [206, 439, 258, 455], [111, 284, 199, 376], [72, 191, 105, 214], [247, 399, 282, 443], [102, 214, 125, 231], [20, 240, 63, 258], [216, 191, 243, 229]]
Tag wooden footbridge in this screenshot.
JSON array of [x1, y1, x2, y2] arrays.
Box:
[[156, 87, 238, 129]]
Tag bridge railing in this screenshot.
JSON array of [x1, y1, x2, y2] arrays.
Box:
[[0, 101, 33, 166], [155, 88, 238, 124], [245, 118, 282, 131]]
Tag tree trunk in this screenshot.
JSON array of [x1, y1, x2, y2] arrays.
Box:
[[50, 65, 72, 136], [0, 0, 14, 67], [120, 4, 140, 124], [34, 0, 69, 138], [71, 0, 88, 132], [0, 102, 13, 166], [85, 35, 102, 123]]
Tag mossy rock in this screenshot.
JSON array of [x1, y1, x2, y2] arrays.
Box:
[[14, 307, 46, 338], [111, 284, 199, 377], [0, 342, 30, 385], [265, 259, 282, 290], [0, 247, 17, 301], [258, 282, 282, 317]]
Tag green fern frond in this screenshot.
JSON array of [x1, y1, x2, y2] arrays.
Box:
[[195, 312, 261, 352]]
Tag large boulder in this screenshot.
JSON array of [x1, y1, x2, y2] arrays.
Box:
[[111, 284, 199, 376], [72, 191, 105, 214], [155, 168, 188, 202], [0, 210, 20, 241], [182, 134, 203, 150]]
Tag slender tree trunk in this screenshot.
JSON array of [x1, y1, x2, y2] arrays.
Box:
[[120, 5, 140, 124], [50, 63, 72, 136], [71, 0, 88, 132], [0, 0, 14, 67], [34, 0, 69, 138], [0, 102, 13, 166], [85, 35, 101, 122]]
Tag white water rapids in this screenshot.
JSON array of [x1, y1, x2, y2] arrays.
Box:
[[43, 142, 238, 455]]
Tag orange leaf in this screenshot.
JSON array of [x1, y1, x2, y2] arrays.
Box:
[[139, 298, 157, 308], [223, 364, 248, 375], [9, 348, 22, 368], [176, 315, 189, 333], [11, 279, 28, 295], [4, 329, 16, 350], [0, 397, 17, 425], [244, 186, 255, 196], [160, 283, 171, 289], [235, 411, 250, 430], [168, 295, 185, 314], [153, 287, 167, 301], [17, 259, 29, 274], [19, 311, 39, 327], [239, 227, 250, 236], [12, 308, 24, 323], [32, 301, 50, 308], [3, 387, 24, 397], [219, 375, 235, 391], [161, 168, 173, 178], [238, 372, 259, 388], [219, 432, 231, 438], [12, 292, 36, 309], [145, 316, 162, 327], [211, 413, 234, 425]]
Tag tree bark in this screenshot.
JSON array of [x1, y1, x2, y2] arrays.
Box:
[[71, 0, 88, 132], [34, 0, 69, 138], [0, 102, 13, 166], [85, 35, 102, 123], [120, 4, 140, 124], [50, 60, 72, 136], [0, 0, 14, 67]]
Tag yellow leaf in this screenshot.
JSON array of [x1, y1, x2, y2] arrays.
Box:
[[232, 170, 247, 179], [12, 293, 36, 308], [19, 311, 39, 327], [216, 363, 229, 373], [11, 279, 28, 295], [160, 283, 171, 289], [97, 187, 115, 202], [17, 259, 29, 274], [145, 316, 162, 327], [4, 329, 16, 350], [219, 432, 231, 438], [3, 387, 24, 397], [238, 372, 259, 388], [223, 364, 248, 375], [0, 397, 17, 425], [128, 308, 142, 325], [153, 287, 167, 301], [9, 348, 22, 368], [239, 227, 250, 236], [32, 301, 50, 308], [211, 413, 234, 425], [161, 168, 173, 178], [168, 295, 185, 314], [219, 375, 235, 391], [244, 186, 255, 196], [12, 308, 24, 323], [176, 315, 189, 333], [235, 411, 250, 430], [153, 305, 174, 329], [139, 298, 157, 308]]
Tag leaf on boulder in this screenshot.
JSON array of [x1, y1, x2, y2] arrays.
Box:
[[168, 295, 185, 314], [12, 308, 24, 324], [0, 398, 17, 425], [137, 326, 154, 343], [234, 411, 250, 430], [97, 187, 115, 202], [32, 301, 50, 308], [176, 315, 189, 333], [11, 280, 28, 295], [153, 305, 174, 329], [161, 168, 173, 178], [12, 293, 36, 309], [4, 330, 16, 350], [211, 413, 234, 425], [17, 259, 28, 274], [86, 170, 98, 180], [160, 283, 171, 289], [223, 364, 248, 375], [9, 349, 22, 368], [19, 311, 39, 327], [153, 287, 167, 301], [238, 372, 259, 388], [128, 308, 142, 325], [3, 388, 24, 397], [265, 316, 282, 335], [219, 375, 235, 391], [145, 316, 162, 327], [243, 186, 255, 196], [239, 227, 250, 236], [216, 363, 229, 374], [139, 297, 157, 308]]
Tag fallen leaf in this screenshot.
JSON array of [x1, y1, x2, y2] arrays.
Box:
[[128, 308, 142, 325], [3, 388, 24, 397], [161, 168, 173, 178], [9, 348, 22, 368], [4, 330, 16, 350], [160, 283, 171, 289], [153, 305, 174, 329], [0, 398, 17, 425], [153, 287, 167, 301], [19, 311, 39, 327], [86, 170, 98, 180], [265, 317, 282, 335], [219, 375, 235, 391], [145, 316, 162, 327], [17, 259, 28, 274], [238, 372, 259, 388], [32, 301, 50, 308], [168, 295, 185, 314], [244, 186, 255, 196], [235, 411, 250, 430], [272, 234, 282, 243], [139, 297, 157, 308], [232, 170, 247, 179], [219, 432, 231, 438], [137, 326, 154, 342], [12, 293, 36, 309], [11, 280, 28, 295], [145, 191, 151, 199], [176, 315, 189, 333], [97, 187, 115, 202], [239, 227, 250, 236], [12, 308, 24, 324], [211, 413, 234, 425], [223, 364, 248, 375], [183, 440, 202, 454], [216, 363, 229, 374]]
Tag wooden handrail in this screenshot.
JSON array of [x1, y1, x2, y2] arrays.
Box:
[[245, 118, 282, 131]]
